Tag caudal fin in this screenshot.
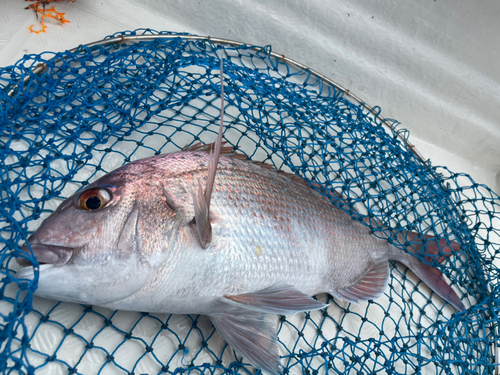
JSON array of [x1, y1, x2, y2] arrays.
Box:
[[398, 232, 465, 311]]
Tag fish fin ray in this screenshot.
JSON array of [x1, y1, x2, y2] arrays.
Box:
[[210, 305, 281, 374], [399, 255, 465, 311], [184, 149, 312, 190], [236, 159, 311, 188], [192, 183, 212, 248], [181, 141, 234, 154], [394, 232, 465, 311], [335, 262, 389, 304], [401, 231, 461, 264], [116, 206, 138, 251], [222, 282, 328, 315], [192, 58, 225, 249], [162, 182, 181, 212]]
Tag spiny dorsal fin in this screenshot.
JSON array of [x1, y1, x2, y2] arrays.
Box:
[[192, 58, 225, 249], [182, 141, 234, 154], [232, 154, 312, 188], [184, 142, 311, 188], [310, 182, 358, 213]]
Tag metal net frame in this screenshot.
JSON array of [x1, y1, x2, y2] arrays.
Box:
[[0, 29, 499, 375]]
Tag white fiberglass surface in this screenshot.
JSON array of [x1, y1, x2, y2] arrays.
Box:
[[0, 1, 498, 374], [1, 0, 498, 193]]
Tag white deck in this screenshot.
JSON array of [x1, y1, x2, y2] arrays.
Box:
[[1, 1, 498, 374]]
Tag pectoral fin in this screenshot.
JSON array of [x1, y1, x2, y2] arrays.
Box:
[[193, 58, 225, 249], [210, 304, 281, 375], [222, 282, 328, 314]]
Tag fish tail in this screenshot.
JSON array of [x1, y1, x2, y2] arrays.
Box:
[[394, 231, 465, 311]]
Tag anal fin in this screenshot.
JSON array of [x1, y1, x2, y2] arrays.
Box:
[[222, 282, 328, 315], [210, 305, 281, 375], [335, 262, 390, 304]]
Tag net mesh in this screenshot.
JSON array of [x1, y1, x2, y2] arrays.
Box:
[[0, 29, 498, 375]]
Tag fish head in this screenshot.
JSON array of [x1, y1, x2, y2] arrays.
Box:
[[16, 162, 173, 305]]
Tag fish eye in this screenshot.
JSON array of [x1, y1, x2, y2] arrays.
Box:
[[79, 188, 112, 211]]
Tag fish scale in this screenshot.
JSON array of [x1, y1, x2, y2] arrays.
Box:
[[92, 152, 392, 314], [17, 148, 465, 375]]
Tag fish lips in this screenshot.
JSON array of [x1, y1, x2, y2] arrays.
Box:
[[17, 243, 74, 268]]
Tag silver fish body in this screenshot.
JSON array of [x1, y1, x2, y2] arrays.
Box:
[[101, 153, 395, 314], [17, 150, 464, 374]]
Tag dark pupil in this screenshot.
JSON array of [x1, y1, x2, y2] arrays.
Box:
[[86, 196, 102, 210]]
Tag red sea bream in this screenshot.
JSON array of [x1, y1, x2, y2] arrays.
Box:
[[16, 61, 464, 374], [16, 146, 464, 374]]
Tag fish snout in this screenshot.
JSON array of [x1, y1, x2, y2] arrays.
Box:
[[17, 243, 74, 267]]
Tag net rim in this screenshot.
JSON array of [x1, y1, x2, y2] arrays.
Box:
[[5, 31, 426, 163], [1, 28, 497, 375]]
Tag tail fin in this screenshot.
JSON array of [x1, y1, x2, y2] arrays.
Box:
[[397, 232, 465, 311]]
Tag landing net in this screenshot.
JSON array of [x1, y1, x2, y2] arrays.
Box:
[[0, 29, 498, 375]]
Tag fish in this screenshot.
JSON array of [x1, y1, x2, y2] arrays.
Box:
[[15, 145, 466, 372], [15, 61, 465, 374]]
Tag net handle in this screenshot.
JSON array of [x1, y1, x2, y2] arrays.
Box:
[[4, 33, 425, 163]]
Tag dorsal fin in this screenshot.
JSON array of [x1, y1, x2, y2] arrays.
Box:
[[182, 141, 234, 154], [184, 139, 312, 188], [309, 182, 360, 213], [248, 160, 311, 187], [192, 58, 226, 249]]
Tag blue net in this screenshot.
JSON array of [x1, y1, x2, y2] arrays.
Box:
[[0, 29, 498, 375]]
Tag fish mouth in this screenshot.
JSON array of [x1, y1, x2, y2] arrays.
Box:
[[17, 243, 74, 268]]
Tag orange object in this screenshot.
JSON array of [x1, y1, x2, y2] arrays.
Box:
[[26, 0, 74, 34], [28, 22, 47, 34]]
